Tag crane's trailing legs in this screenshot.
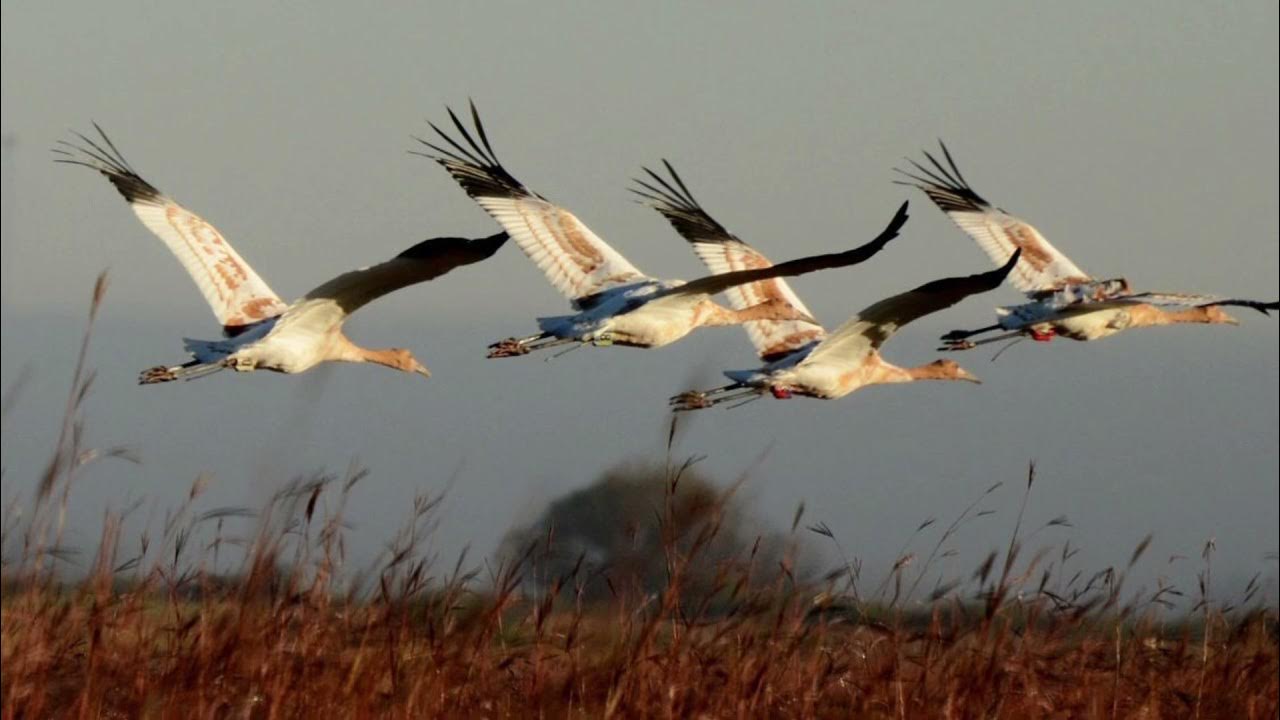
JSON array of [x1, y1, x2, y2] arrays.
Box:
[[939, 325, 1054, 351], [487, 333, 577, 358], [138, 358, 230, 385], [669, 382, 765, 411]]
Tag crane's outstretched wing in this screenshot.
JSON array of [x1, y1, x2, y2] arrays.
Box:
[[632, 160, 827, 361], [277, 232, 508, 333], [55, 125, 289, 334], [414, 103, 646, 304], [1118, 292, 1279, 315], [803, 250, 1020, 365], [655, 201, 909, 305], [896, 142, 1091, 295]]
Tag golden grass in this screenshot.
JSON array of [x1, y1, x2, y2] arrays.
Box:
[[2, 274, 1276, 718], [3, 569, 1277, 718]]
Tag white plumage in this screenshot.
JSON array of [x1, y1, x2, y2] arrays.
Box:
[[416, 103, 906, 358], [632, 160, 826, 362], [670, 255, 1019, 409], [896, 142, 1277, 349], [57, 125, 508, 384], [635, 160, 1017, 410]]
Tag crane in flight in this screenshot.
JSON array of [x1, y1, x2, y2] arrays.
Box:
[[895, 142, 1277, 351], [56, 126, 508, 384], [629, 161, 1006, 410], [415, 103, 907, 358]]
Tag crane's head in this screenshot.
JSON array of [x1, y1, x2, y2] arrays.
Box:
[[400, 349, 432, 378], [1201, 306, 1240, 326], [918, 358, 981, 384], [367, 347, 431, 378]]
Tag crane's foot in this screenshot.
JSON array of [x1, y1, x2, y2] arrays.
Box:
[[487, 338, 531, 358], [138, 365, 179, 384], [939, 323, 1001, 348], [669, 390, 713, 411], [140, 358, 231, 383]]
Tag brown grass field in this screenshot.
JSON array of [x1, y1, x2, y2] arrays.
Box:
[[3, 277, 1277, 719]]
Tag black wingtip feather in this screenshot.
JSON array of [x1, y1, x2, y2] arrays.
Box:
[[936, 140, 971, 187], [921, 148, 963, 190], [972, 247, 1022, 290], [629, 161, 736, 245], [887, 200, 910, 235], [857, 200, 909, 257], [395, 231, 510, 261], [911, 248, 1021, 299], [760, 200, 908, 275], [415, 104, 541, 203], [643, 164, 692, 208], [1200, 298, 1280, 316], [55, 125, 165, 206], [468, 100, 499, 161], [662, 159, 698, 206], [473, 230, 510, 257], [995, 247, 1022, 279], [894, 142, 992, 214]]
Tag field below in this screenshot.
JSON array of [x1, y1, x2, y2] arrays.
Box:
[[3, 578, 1277, 718], [3, 282, 1278, 718]]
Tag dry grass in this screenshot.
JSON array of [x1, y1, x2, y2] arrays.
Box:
[[2, 275, 1277, 719]]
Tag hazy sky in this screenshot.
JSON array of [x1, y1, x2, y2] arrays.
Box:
[[2, 2, 1277, 601]]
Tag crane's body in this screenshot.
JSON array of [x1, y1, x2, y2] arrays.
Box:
[[57, 125, 508, 384], [626, 161, 1004, 411], [417, 104, 906, 359], [895, 142, 1276, 352], [668, 260, 1009, 411]]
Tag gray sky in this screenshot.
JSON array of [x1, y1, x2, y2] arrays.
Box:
[[2, 2, 1277, 601]]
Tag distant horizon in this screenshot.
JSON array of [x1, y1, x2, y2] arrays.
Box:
[[4, 304, 1276, 607]]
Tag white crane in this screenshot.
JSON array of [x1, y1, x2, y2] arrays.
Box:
[[413, 104, 907, 358], [630, 162, 1009, 410], [57, 126, 508, 384], [895, 143, 1277, 350]]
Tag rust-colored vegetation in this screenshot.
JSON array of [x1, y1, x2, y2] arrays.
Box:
[[2, 275, 1276, 718]]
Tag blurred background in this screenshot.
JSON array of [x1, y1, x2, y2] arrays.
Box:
[[2, 2, 1276, 602]]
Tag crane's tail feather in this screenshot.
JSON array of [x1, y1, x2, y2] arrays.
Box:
[[138, 359, 227, 385]]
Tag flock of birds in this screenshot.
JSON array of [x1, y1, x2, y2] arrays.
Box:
[[56, 104, 1278, 411]]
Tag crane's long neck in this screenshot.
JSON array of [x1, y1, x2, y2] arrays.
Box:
[[838, 355, 916, 390], [829, 356, 966, 396], [360, 348, 412, 370], [1133, 305, 1233, 327], [333, 334, 429, 376], [874, 362, 916, 385], [901, 359, 980, 384]]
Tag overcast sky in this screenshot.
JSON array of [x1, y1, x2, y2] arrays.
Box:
[[2, 2, 1277, 602]]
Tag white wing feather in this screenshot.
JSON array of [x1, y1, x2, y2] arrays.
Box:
[[631, 162, 826, 360], [473, 194, 647, 300], [56, 127, 288, 331], [898, 143, 1091, 295], [416, 105, 646, 302]]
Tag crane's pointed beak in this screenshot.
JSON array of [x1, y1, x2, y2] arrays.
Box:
[[413, 361, 432, 379]]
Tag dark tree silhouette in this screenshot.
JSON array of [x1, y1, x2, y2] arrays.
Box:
[[500, 460, 803, 604]]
